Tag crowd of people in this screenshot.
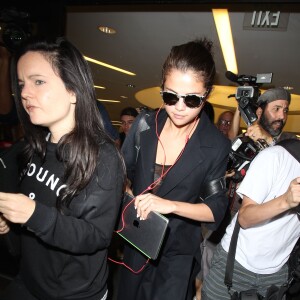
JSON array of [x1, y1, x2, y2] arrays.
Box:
[[0, 35, 299, 300]]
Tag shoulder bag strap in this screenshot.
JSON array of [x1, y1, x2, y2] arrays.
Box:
[[224, 217, 241, 291], [276, 139, 300, 163]]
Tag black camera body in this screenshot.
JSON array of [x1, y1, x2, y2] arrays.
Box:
[[236, 86, 259, 126], [233, 73, 272, 126], [226, 72, 272, 182], [227, 135, 268, 182]]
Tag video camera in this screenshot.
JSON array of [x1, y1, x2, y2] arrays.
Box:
[[226, 71, 272, 182], [226, 71, 273, 126]]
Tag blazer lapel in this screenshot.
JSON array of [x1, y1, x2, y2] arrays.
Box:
[[157, 114, 213, 197], [137, 110, 214, 197], [157, 131, 205, 197]]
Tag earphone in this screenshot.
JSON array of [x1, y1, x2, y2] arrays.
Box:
[[109, 105, 200, 273]]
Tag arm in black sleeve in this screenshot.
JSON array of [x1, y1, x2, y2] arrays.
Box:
[[202, 139, 231, 230], [25, 145, 124, 254]]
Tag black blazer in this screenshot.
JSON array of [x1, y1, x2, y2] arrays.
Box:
[[119, 109, 231, 300]]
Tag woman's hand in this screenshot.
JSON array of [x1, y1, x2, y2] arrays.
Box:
[[134, 193, 176, 220], [0, 215, 10, 234], [0, 192, 36, 224]]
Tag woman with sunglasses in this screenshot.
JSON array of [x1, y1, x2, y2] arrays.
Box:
[[117, 38, 231, 300]]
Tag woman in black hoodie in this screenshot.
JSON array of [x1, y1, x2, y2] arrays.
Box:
[[0, 37, 125, 300]]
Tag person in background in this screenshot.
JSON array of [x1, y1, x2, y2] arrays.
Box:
[[216, 110, 234, 138], [227, 87, 298, 204], [96, 101, 120, 144], [202, 140, 300, 299], [0, 37, 125, 300], [119, 106, 138, 146], [228, 87, 298, 143], [0, 46, 23, 147], [117, 38, 231, 300], [0, 46, 12, 115]]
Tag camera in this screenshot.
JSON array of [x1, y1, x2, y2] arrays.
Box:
[[0, 8, 31, 52], [227, 135, 268, 182], [225, 71, 272, 182], [236, 86, 258, 125], [229, 72, 272, 126]]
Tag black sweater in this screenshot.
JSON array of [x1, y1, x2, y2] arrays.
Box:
[[18, 142, 123, 300]]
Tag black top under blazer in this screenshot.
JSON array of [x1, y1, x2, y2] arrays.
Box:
[[118, 108, 231, 300]]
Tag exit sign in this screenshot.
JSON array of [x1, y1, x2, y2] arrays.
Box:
[[243, 11, 289, 31]]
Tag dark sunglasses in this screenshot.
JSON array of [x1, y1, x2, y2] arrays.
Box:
[[160, 89, 209, 108]]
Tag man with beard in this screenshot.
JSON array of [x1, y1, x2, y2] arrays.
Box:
[[227, 88, 298, 207], [201, 88, 300, 299], [244, 87, 298, 144]]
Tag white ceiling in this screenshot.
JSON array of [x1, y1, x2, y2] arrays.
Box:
[[65, 3, 300, 133]]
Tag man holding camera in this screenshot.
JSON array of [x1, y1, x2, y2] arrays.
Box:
[[201, 88, 300, 299], [202, 140, 300, 299], [229, 87, 298, 143]]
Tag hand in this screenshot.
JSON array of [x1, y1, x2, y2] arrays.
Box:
[[225, 169, 235, 178], [285, 177, 300, 209], [125, 179, 133, 194], [245, 123, 272, 144], [0, 192, 36, 224], [134, 193, 175, 220], [0, 215, 10, 234]]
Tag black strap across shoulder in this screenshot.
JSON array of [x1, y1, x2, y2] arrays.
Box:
[[276, 139, 300, 163], [224, 218, 240, 290], [224, 138, 300, 298]]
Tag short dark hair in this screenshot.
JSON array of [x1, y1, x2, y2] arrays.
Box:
[[120, 107, 138, 118], [161, 38, 215, 96]]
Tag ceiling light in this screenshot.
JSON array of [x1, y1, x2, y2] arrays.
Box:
[[94, 85, 106, 89], [212, 9, 238, 75], [98, 26, 116, 34], [84, 56, 136, 76], [97, 99, 120, 103], [120, 96, 128, 99]]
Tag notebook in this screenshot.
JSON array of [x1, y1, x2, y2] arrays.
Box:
[[117, 192, 169, 260]]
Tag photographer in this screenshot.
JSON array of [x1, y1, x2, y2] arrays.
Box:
[[202, 139, 300, 299], [228, 87, 298, 144]]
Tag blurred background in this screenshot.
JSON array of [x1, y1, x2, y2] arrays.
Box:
[[0, 0, 300, 297], [1, 0, 300, 142]]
